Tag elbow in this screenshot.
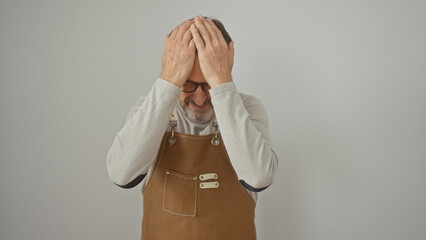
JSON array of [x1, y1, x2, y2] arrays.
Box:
[[239, 179, 272, 192], [112, 173, 147, 189], [106, 152, 146, 189], [107, 165, 147, 189], [239, 152, 278, 192], [239, 170, 275, 192]]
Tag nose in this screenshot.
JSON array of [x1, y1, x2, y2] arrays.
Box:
[[192, 85, 209, 106]]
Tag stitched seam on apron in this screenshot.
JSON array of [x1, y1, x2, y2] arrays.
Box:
[[176, 132, 257, 207], [168, 170, 197, 179], [162, 172, 197, 217]]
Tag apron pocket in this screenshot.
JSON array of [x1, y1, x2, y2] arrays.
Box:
[[162, 169, 197, 217]]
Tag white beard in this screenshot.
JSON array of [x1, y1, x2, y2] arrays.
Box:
[[179, 100, 214, 124]]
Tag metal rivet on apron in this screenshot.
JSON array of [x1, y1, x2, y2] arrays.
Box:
[[211, 137, 220, 146], [169, 111, 177, 145], [168, 137, 176, 145], [211, 119, 220, 146]]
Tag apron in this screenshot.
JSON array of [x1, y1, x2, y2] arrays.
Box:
[[141, 108, 257, 240]]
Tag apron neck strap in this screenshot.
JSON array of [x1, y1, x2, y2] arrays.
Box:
[[169, 107, 217, 126], [170, 108, 178, 122], [168, 107, 220, 146]]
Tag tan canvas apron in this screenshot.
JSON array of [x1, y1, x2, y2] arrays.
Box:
[[141, 108, 257, 240]]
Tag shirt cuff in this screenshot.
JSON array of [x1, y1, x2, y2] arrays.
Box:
[[156, 77, 182, 97], [209, 81, 237, 97]]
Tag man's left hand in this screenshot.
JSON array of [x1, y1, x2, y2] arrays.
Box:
[[190, 15, 235, 88]]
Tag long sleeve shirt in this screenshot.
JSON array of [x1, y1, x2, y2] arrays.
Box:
[[106, 77, 278, 203]]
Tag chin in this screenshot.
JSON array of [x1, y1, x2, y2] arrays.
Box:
[[186, 107, 214, 124]]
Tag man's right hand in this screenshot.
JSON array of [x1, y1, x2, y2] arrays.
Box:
[[159, 20, 196, 88]]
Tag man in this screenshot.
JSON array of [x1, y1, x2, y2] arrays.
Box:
[[106, 15, 278, 239]]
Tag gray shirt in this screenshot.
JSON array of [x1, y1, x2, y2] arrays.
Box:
[[106, 77, 278, 203]]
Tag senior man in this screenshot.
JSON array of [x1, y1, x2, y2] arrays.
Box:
[[106, 15, 278, 240]]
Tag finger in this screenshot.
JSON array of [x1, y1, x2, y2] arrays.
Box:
[[189, 38, 195, 51], [229, 41, 234, 54], [203, 18, 221, 46], [169, 24, 180, 39], [165, 33, 169, 43], [170, 20, 193, 40], [176, 20, 194, 41], [163, 34, 170, 49], [182, 28, 192, 46], [194, 16, 212, 46], [228, 41, 235, 68], [206, 18, 227, 46], [190, 23, 206, 51]]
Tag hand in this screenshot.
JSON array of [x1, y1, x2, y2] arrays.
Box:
[[190, 15, 235, 88], [159, 20, 196, 87]]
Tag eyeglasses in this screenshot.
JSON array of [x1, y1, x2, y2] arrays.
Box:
[[182, 80, 211, 93]]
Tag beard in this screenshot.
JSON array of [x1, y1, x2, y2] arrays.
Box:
[[179, 98, 214, 124]]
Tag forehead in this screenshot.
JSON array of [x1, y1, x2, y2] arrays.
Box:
[[187, 55, 208, 84], [187, 78, 208, 84]]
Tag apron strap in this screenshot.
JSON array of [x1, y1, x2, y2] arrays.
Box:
[[168, 107, 220, 146], [170, 108, 178, 122]]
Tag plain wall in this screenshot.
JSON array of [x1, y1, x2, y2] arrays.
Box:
[[1, 0, 425, 239]]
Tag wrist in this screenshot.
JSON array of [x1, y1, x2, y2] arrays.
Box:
[[159, 74, 183, 88], [209, 76, 232, 88]]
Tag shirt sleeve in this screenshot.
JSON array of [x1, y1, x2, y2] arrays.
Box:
[[209, 81, 278, 192], [106, 77, 181, 188]]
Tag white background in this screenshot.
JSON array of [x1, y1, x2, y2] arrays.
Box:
[[1, 0, 425, 239]]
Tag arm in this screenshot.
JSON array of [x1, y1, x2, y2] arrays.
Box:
[[210, 82, 278, 192], [106, 78, 181, 188]]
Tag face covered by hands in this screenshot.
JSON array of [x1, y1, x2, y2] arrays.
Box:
[[159, 16, 235, 124]]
